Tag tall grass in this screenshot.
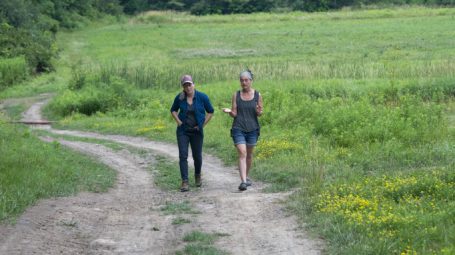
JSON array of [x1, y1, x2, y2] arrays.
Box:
[[53, 59, 455, 93], [134, 7, 455, 24], [0, 57, 28, 90]]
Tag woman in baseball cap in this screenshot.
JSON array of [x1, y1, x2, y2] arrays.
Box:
[[170, 74, 214, 192]]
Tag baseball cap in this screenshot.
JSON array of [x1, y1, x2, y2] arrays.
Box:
[[180, 75, 194, 86]]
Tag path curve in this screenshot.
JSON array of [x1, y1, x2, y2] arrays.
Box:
[[0, 96, 323, 254]]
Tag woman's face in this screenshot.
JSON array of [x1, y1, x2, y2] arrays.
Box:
[[240, 76, 252, 89], [182, 83, 194, 94]]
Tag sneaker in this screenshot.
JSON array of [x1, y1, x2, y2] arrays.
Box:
[[238, 182, 247, 191], [180, 181, 189, 192], [195, 175, 202, 187], [246, 178, 252, 187]]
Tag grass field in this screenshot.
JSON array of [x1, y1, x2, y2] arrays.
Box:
[[0, 117, 116, 222], [2, 6, 455, 254]]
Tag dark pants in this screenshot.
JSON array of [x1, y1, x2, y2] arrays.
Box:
[[177, 125, 203, 181]]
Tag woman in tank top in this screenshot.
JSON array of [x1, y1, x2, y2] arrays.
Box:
[[223, 70, 263, 191]]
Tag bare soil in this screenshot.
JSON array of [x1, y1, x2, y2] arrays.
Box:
[[0, 95, 323, 254]]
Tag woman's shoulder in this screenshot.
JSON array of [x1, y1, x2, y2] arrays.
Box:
[[195, 90, 210, 99]]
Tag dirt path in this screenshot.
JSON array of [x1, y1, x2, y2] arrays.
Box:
[[0, 96, 323, 254]]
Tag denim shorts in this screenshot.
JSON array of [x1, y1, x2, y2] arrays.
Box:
[[231, 128, 259, 146]]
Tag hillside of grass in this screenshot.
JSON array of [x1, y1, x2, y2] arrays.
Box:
[[2, 7, 454, 254]]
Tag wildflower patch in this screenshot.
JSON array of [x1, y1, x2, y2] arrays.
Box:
[[315, 169, 455, 254]]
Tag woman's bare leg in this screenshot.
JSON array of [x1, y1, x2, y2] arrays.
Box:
[[236, 144, 247, 182], [246, 146, 254, 178]]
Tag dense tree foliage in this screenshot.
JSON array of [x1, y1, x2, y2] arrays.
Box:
[[130, 0, 455, 15], [0, 0, 123, 76]]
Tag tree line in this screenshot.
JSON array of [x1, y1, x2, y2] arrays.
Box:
[[129, 0, 455, 15]]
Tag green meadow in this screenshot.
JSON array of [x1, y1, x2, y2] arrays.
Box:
[[0, 118, 116, 222], [2, 6, 455, 254]]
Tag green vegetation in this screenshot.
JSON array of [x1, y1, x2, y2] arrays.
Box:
[[306, 168, 455, 254], [153, 156, 200, 191], [176, 244, 228, 255], [43, 8, 455, 254], [2, 0, 454, 87], [0, 117, 116, 222], [0, 72, 66, 100], [123, 0, 455, 15], [0, 0, 123, 88], [1, 6, 454, 254], [183, 231, 218, 243], [2, 104, 27, 121], [176, 231, 229, 255], [153, 156, 184, 191], [0, 57, 28, 90]]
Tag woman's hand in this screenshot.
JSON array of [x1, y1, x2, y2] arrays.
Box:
[[171, 111, 183, 126], [256, 93, 263, 116], [256, 104, 263, 116]]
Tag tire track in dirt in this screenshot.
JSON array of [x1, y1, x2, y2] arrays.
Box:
[[0, 96, 324, 254]]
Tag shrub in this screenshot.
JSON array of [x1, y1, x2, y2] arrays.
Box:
[[49, 75, 141, 117]]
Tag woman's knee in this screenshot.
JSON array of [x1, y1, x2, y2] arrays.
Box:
[[237, 150, 247, 159], [193, 153, 202, 163]]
